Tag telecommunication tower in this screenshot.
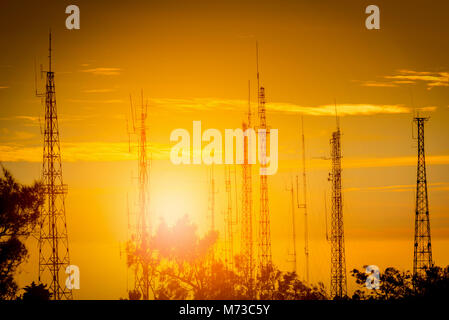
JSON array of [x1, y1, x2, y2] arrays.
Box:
[[37, 32, 73, 300], [208, 165, 218, 232], [256, 42, 272, 276], [329, 111, 347, 299], [413, 117, 433, 275], [241, 81, 254, 286], [224, 165, 236, 271], [127, 91, 151, 300], [297, 116, 310, 282], [287, 180, 297, 274]]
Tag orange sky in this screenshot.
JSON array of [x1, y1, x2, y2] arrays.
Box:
[[1, 0, 449, 299]]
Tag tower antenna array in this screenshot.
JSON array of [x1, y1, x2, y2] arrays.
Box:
[[297, 116, 310, 282], [241, 80, 254, 292], [413, 117, 433, 276], [287, 180, 297, 274], [224, 165, 237, 271], [127, 90, 151, 300], [256, 42, 273, 279], [37, 31, 73, 300], [329, 106, 347, 298], [208, 164, 218, 232]]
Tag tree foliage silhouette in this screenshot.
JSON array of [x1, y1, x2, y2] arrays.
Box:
[[127, 215, 327, 300], [21, 281, 51, 301], [0, 168, 43, 300], [351, 265, 449, 300]]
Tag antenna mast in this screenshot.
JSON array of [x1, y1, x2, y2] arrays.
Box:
[[297, 116, 310, 282], [413, 117, 433, 276], [287, 180, 297, 274], [329, 105, 347, 298], [224, 165, 236, 271], [241, 80, 254, 294], [37, 31, 73, 300], [208, 164, 218, 232], [127, 90, 151, 300], [256, 42, 273, 287]]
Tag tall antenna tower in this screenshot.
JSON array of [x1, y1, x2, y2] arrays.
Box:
[[256, 42, 272, 276], [127, 90, 151, 300], [241, 81, 254, 288], [297, 116, 310, 282], [287, 180, 297, 274], [37, 31, 73, 300], [328, 108, 347, 298], [413, 117, 433, 275], [224, 165, 235, 271], [208, 165, 218, 232]]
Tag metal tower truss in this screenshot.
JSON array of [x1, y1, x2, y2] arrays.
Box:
[[413, 117, 433, 276], [329, 125, 347, 299], [297, 117, 310, 283], [224, 165, 237, 271], [256, 43, 272, 278], [127, 91, 151, 300], [37, 32, 73, 300], [287, 181, 297, 274], [241, 82, 254, 289]]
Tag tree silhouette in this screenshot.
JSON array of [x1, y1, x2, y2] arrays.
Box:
[[0, 167, 43, 300], [351, 265, 449, 300], [127, 215, 328, 300], [21, 281, 51, 301]]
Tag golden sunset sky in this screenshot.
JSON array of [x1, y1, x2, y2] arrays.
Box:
[[0, 0, 448, 299]]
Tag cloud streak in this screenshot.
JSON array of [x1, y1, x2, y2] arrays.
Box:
[[345, 182, 449, 193], [359, 69, 449, 90], [82, 88, 115, 93], [81, 67, 121, 76], [149, 98, 413, 116], [0, 142, 171, 163], [385, 70, 449, 89]]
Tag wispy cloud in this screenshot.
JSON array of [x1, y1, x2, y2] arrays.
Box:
[[415, 106, 438, 112], [345, 182, 449, 193], [149, 98, 412, 116], [360, 82, 398, 88], [0, 128, 35, 141], [317, 155, 449, 169], [150, 98, 242, 112], [283, 155, 449, 172], [66, 99, 124, 104], [82, 88, 115, 93], [266, 103, 409, 116], [0, 141, 171, 162], [0, 115, 39, 126], [359, 69, 449, 90], [385, 70, 449, 89], [81, 67, 121, 76]]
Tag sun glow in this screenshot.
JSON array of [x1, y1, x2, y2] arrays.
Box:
[[151, 178, 204, 229]]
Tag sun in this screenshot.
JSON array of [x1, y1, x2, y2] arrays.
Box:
[[151, 181, 204, 229]]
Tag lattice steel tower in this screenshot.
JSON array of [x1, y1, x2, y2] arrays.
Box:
[[241, 81, 254, 287], [287, 180, 297, 274], [297, 116, 310, 282], [127, 91, 151, 300], [413, 117, 433, 275], [224, 165, 236, 271], [329, 118, 347, 298], [256, 43, 272, 275], [37, 32, 72, 300], [208, 165, 218, 232]]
